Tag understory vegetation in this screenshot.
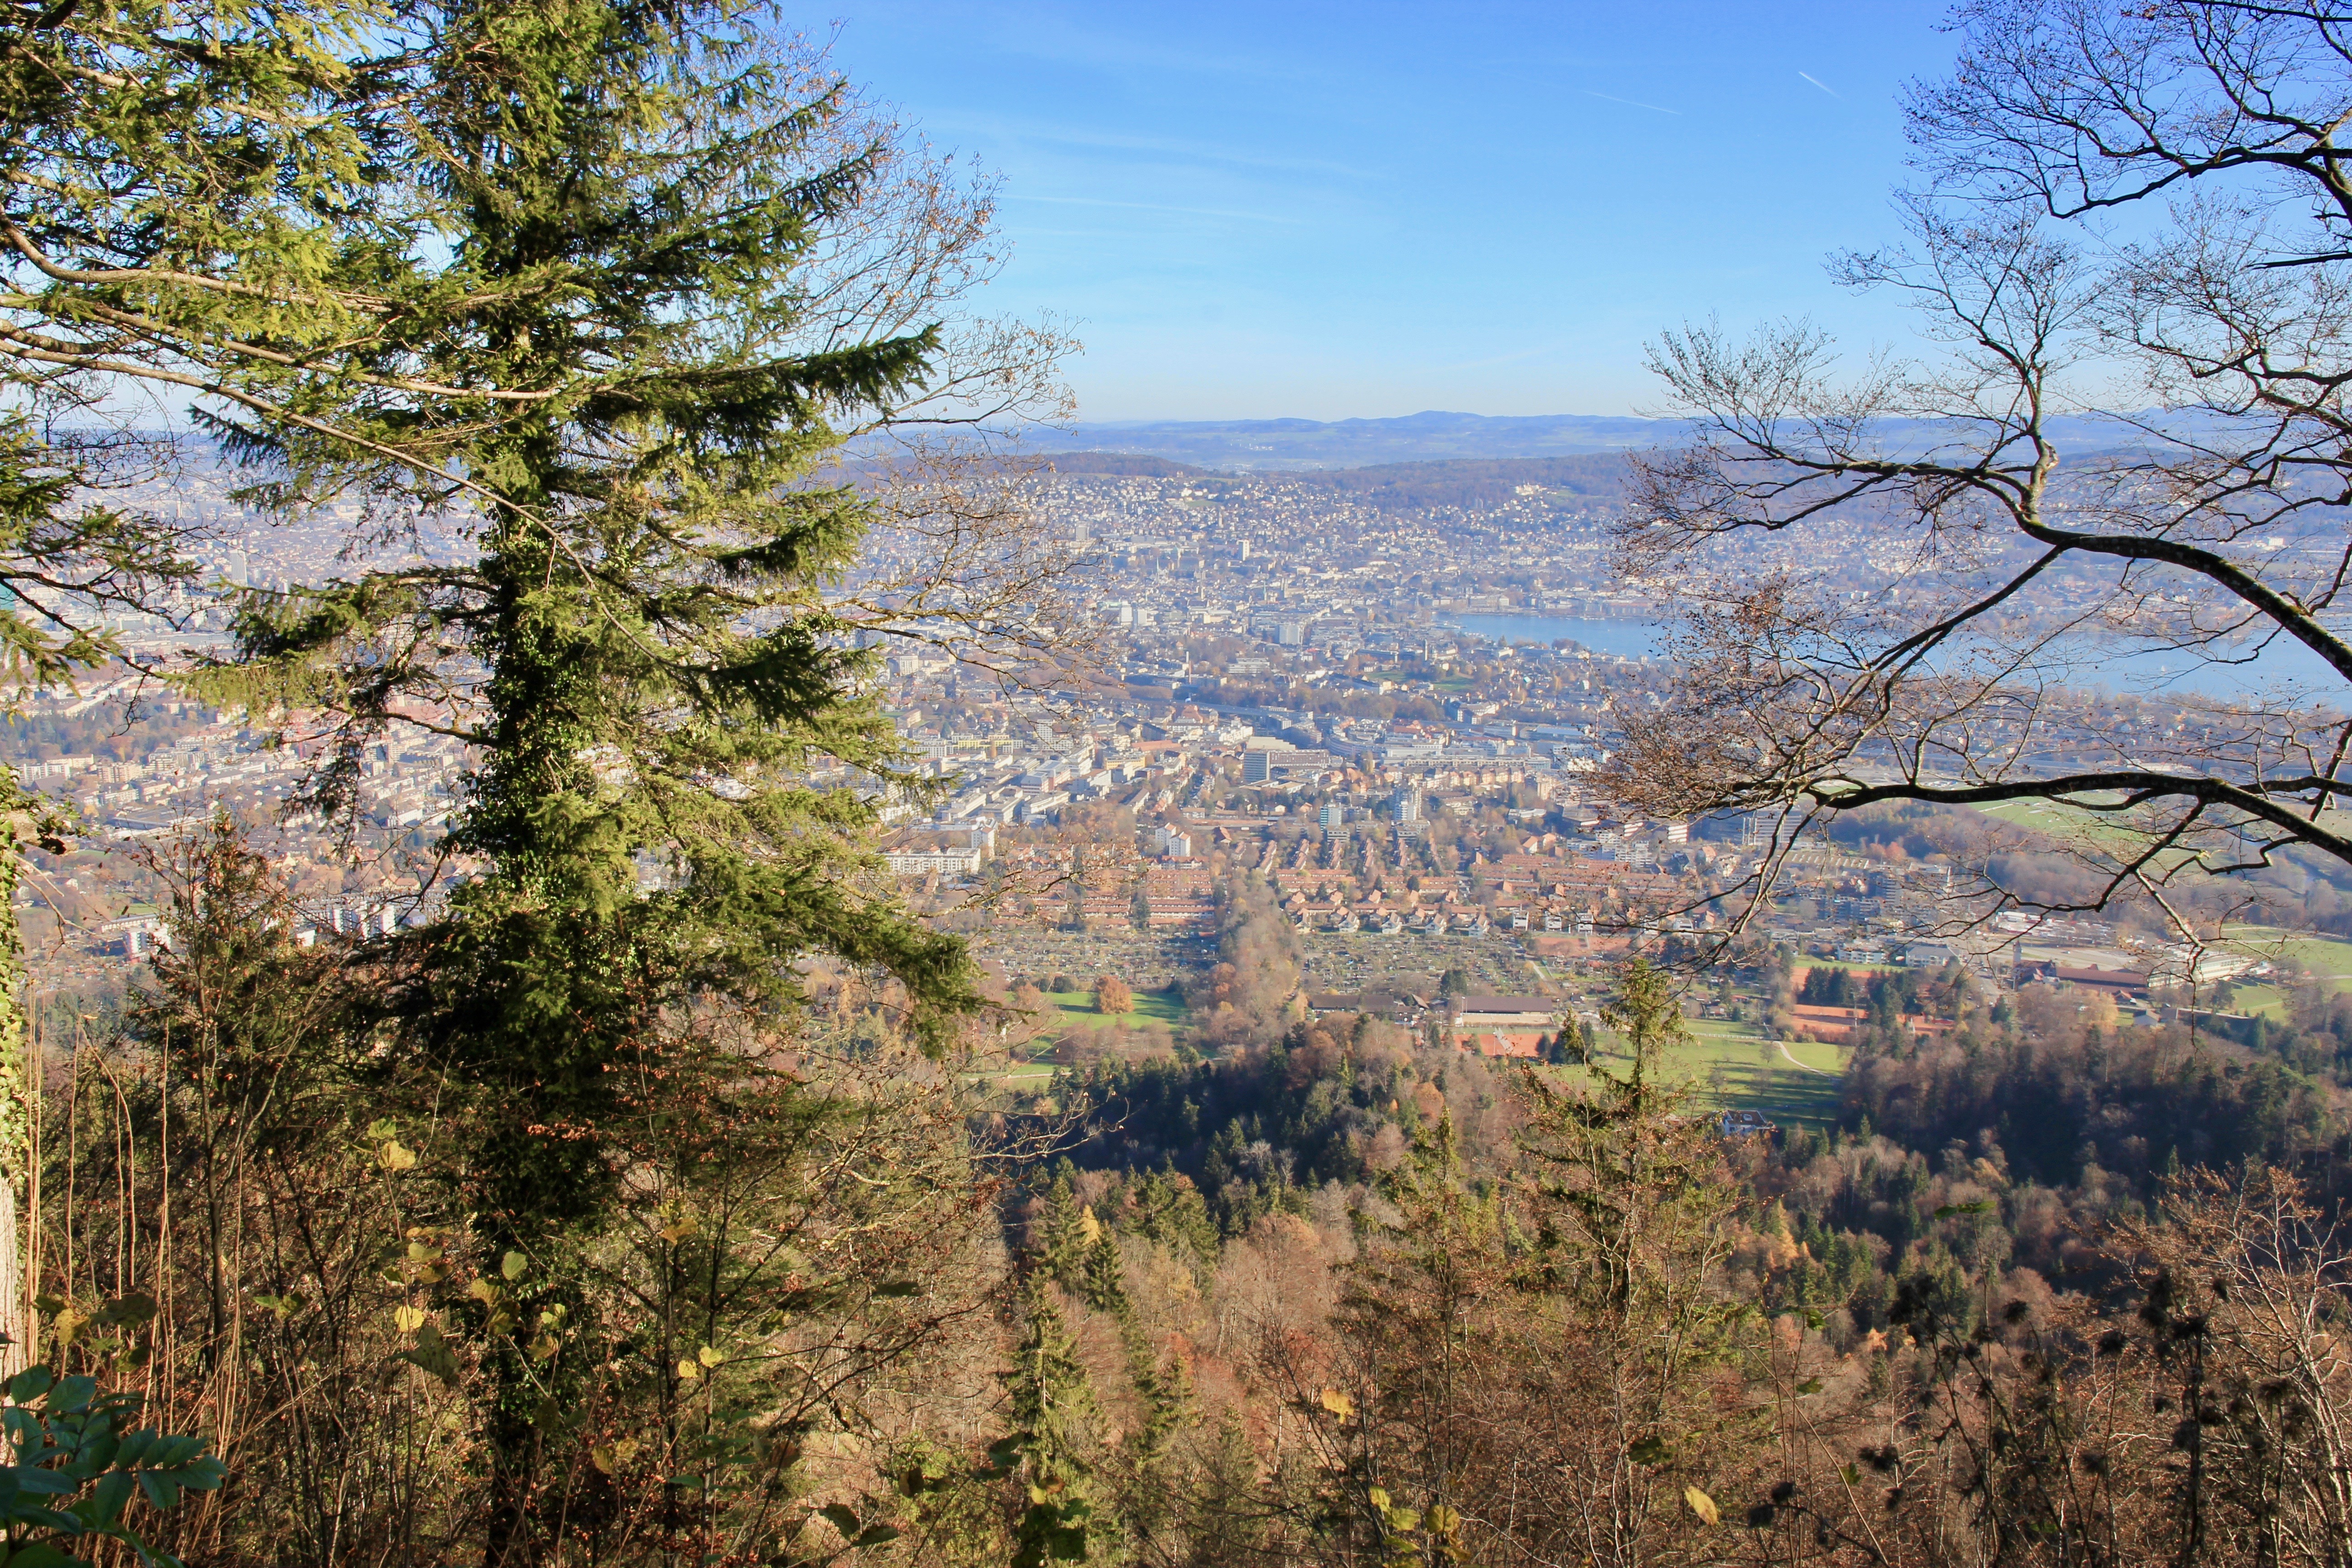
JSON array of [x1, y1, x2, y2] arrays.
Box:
[[34, 842, 2352, 1567], [15, 0, 2352, 1564]]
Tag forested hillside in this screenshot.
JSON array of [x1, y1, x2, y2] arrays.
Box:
[[12, 2, 2352, 1568], [44, 826, 2352, 1565]]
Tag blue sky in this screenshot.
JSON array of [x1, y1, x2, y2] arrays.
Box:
[[830, 1, 1960, 421]]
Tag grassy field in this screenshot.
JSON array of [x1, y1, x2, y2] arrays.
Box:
[[2150, 927, 2352, 1019], [982, 986, 1855, 1131], [2227, 984, 2288, 1019], [1043, 985, 1187, 1029], [2282, 934, 2352, 983], [1973, 797, 2112, 830], [1970, 794, 2210, 867], [967, 988, 1187, 1089], [1973, 794, 2146, 838], [1968, 798, 2352, 888], [2220, 927, 2352, 993], [1587, 1018, 1849, 1129]]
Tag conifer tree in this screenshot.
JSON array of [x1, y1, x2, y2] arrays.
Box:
[[1003, 1285, 1118, 1568], [0, 0, 421, 671], [1309, 1114, 1494, 1565], [140, 1, 1073, 1550], [1509, 956, 1749, 1562]]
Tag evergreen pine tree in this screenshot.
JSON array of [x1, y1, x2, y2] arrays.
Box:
[[1315, 1112, 1493, 1564], [1004, 1285, 1119, 1568], [1507, 957, 1749, 1558], [189, 4, 1066, 1551]]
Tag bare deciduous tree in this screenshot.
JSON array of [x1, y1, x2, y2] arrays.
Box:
[[1612, 0, 2352, 940]]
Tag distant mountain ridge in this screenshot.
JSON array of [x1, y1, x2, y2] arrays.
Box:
[[1039, 451, 1634, 509], [1014, 408, 2206, 471], [1020, 411, 1676, 470]]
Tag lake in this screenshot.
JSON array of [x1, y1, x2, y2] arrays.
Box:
[[1444, 613, 1660, 660], [1441, 612, 2347, 704]]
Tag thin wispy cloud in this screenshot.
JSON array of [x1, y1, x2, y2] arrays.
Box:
[[1583, 89, 1680, 115], [836, 1, 1950, 418], [1007, 193, 1304, 225], [924, 112, 1377, 180], [1798, 71, 1840, 98]]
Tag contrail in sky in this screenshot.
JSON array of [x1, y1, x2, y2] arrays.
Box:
[[1798, 71, 1840, 98], [1583, 89, 1680, 115]]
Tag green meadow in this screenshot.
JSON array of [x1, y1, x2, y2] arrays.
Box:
[[976, 987, 1188, 1089], [1045, 985, 1188, 1029], [980, 988, 1857, 1131], [1584, 1017, 1848, 1129], [2147, 927, 2352, 1020]]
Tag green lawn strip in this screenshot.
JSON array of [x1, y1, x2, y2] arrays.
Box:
[[1973, 795, 2127, 831], [1600, 1047, 1842, 1127], [961, 1056, 1066, 1091], [2225, 982, 2289, 1021], [1969, 794, 2206, 868], [2213, 925, 2352, 995], [1778, 1038, 1848, 1074], [1584, 1019, 1846, 1128], [1044, 986, 1187, 1029], [2280, 936, 2352, 981], [1973, 799, 2352, 885]]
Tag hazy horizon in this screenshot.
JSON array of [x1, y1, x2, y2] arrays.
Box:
[[833, 0, 1956, 423]]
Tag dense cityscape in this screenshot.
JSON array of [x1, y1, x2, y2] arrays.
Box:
[[23, 5, 2352, 1564], [2, 450, 2236, 1045]]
